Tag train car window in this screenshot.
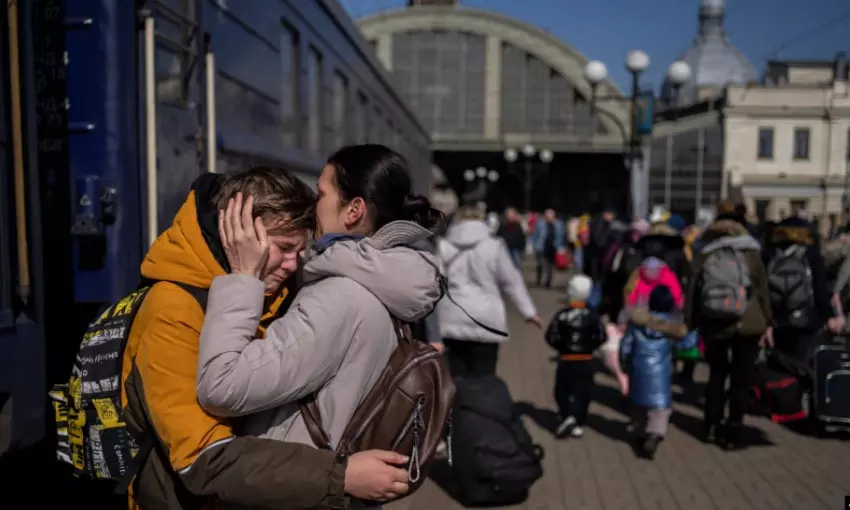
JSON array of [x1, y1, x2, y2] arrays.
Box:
[[387, 121, 395, 150], [372, 105, 382, 143], [332, 71, 349, 150], [357, 93, 369, 144], [280, 21, 300, 148], [306, 46, 323, 155], [153, 0, 197, 107]]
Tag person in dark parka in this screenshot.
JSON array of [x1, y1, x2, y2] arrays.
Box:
[[763, 215, 843, 362]]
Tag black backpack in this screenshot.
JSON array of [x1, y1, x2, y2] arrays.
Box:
[[49, 282, 207, 493], [767, 245, 815, 328], [451, 375, 543, 506]]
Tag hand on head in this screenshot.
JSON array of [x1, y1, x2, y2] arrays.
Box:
[[218, 192, 270, 280]]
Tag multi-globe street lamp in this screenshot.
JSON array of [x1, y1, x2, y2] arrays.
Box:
[[463, 166, 499, 206], [582, 51, 692, 217], [503, 144, 553, 213]]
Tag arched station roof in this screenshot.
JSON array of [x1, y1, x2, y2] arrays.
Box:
[[358, 5, 633, 150]]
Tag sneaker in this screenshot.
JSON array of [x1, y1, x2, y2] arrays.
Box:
[[570, 426, 585, 438], [555, 416, 577, 438]]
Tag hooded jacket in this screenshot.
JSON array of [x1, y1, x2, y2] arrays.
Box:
[[764, 216, 834, 331], [624, 223, 690, 286], [409, 237, 443, 345], [436, 220, 536, 343], [685, 216, 772, 339], [195, 221, 442, 450], [620, 309, 693, 409], [122, 176, 345, 510], [625, 258, 684, 312]]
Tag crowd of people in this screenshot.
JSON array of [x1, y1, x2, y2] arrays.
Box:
[[492, 200, 849, 459]]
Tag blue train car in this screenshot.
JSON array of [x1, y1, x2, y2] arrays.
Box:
[[0, 0, 431, 465]]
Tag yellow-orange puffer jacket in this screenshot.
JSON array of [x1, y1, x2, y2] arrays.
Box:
[[122, 178, 345, 510]]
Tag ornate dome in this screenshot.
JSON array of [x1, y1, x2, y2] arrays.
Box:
[[662, 0, 757, 104]]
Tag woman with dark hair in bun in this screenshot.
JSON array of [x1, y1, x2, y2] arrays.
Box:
[[195, 145, 445, 504]]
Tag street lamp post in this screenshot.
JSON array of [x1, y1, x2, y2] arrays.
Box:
[[504, 145, 553, 213], [583, 54, 691, 218], [463, 166, 500, 207]]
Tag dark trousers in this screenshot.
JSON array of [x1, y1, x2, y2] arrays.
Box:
[[536, 252, 554, 288], [554, 359, 595, 425], [677, 359, 696, 383], [444, 338, 499, 378], [704, 335, 761, 425]]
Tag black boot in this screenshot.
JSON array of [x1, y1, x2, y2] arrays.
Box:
[[701, 419, 719, 444], [720, 422, 745, 451], [640, 435, 662, 460]]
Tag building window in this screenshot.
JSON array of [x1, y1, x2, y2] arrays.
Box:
[[790, 199, 807, 216], [754, 199, 771, 222], [280, 22, 300, 148], [306, 46, 323, 154], [757, 127, 774, 160], [371, 105, 382, 143], [332, 72, 348, 150], [793, 127, 810, 160]]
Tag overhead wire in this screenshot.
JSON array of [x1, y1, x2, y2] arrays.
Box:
[[755, 8, 850, 61]]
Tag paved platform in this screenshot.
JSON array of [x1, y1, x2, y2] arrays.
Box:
[[390, 269, 850, 510]]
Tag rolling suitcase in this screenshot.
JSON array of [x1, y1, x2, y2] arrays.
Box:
[[812, 343, 850, 432]]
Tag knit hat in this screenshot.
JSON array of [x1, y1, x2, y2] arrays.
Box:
[[667, 214, 687, 233], [566, 274, 593, 304], [649, 285, 676, 314]]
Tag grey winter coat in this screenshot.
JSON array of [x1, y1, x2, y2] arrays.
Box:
[[436, 220, 536, 343], [196, 221, 442, 449]]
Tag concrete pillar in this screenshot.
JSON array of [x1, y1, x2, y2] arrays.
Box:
[[376, 34, 393, 71], [484, 35, 501, 139]]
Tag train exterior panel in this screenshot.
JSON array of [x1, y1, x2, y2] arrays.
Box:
[[0, 0, 431, 456]]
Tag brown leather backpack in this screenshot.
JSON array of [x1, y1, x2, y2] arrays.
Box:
[[299, 317, 455, 496]]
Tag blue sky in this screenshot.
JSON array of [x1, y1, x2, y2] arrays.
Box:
[[339, 0, 850, 92]]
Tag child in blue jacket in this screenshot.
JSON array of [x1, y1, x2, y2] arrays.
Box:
[[620, 284, 697, 459]]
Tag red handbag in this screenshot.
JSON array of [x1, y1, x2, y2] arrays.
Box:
[[555, 251, 569, 270]]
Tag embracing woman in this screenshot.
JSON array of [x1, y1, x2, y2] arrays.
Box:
[[194, 145, 445, 505]]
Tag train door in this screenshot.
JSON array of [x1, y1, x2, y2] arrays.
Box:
[[0, 0, 52, 460]]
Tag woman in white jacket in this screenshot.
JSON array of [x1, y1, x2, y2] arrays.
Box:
[[436, 206, 543, 377]]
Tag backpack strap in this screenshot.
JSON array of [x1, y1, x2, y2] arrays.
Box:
[[114, 280, 208, 495], [300, 393, 333, 451], [114, 432, 154, 494], [788, 244, 807, 259], [138, 278, 209, 309], [298, 316, 413, 452], [416, 246, 508, 337], [443, 241, 480, 270]]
